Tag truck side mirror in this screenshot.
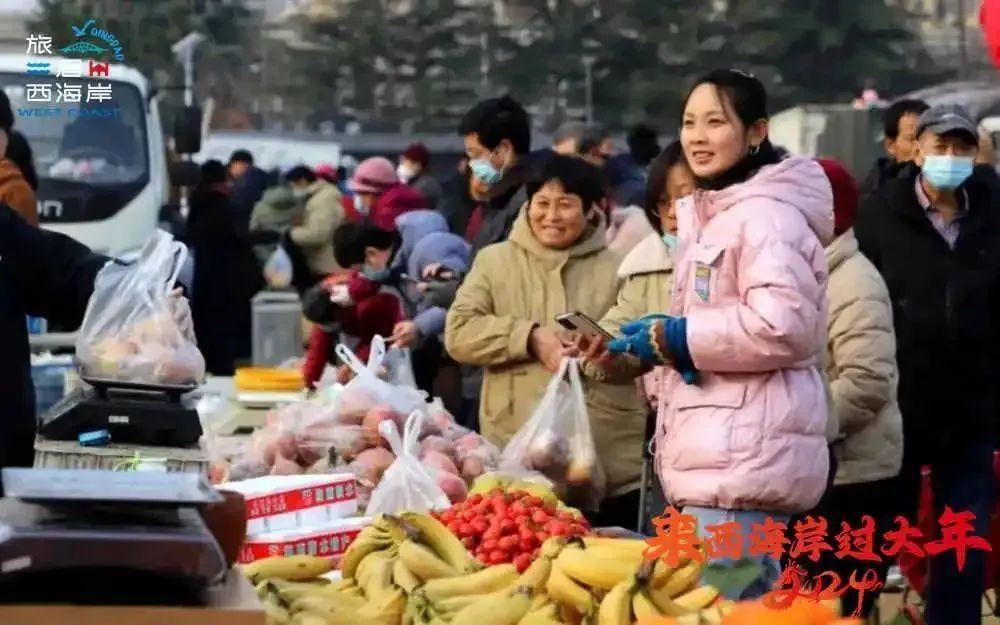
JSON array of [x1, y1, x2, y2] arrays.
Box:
[[174, 105, 202, 155]]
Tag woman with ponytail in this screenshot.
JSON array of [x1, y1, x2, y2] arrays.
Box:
[[584, 69, 833, 597]]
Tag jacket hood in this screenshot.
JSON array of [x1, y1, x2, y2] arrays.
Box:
[[825, 228, 859, 273], [371, 184, 427, 231], [409, 231, 470, 278], [394, 209, 449, 267], [704, 156, 835, 245], [259, 185, 299, 210], [508, 204, 608, 263], [618, 231, 673, 278]]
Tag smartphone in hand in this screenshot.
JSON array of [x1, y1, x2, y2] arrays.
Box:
[[555, 311, 614, 339]]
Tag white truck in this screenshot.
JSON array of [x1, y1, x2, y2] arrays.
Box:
[[0, 54, 169, 256]]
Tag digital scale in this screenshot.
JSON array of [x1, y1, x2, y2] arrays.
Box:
[[38, 377, 203, 447], [0, 468, 226, 606]]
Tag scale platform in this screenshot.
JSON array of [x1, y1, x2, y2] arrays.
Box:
[[38, 377, 203, 447], [0, 469, 226, 606]]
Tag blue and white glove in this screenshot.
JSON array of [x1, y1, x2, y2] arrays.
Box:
[[607, 314, 698, 384]]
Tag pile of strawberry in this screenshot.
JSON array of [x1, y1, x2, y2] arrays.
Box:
[[432, 489, 591, 572]]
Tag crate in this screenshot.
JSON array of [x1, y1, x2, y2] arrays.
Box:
[[33, 437, 209, 474], [252, 290, 303, 367]]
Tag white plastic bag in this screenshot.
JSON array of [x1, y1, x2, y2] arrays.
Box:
[[76, 230, 206, 386], [263, 245, 293, 288], [333, 337, 426, 419], [499, 358, 606, 510], [367, 412, 451, 515], [382, 344, 417, 389]]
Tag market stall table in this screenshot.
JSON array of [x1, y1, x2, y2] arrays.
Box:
[[0, 571, 265, 625]]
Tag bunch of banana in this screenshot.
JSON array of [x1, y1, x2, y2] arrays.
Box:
[[405, 537, 566, 625], [591, 560, 733, 625]]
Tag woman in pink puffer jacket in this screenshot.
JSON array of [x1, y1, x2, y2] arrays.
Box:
[[591, 70, 833, 599]]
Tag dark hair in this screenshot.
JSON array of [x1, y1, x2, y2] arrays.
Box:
[[578, 123, 609, 155], [526, 155, 605, 211], [6, 131, 37, 190], [333, 222, 400, 268], [229, 149, 253, 165], [200, 159, 228, 185], [458, 95, 531, 155], [643, 141, 687, 234], [627, 124, 660, 167], [681, 69, 781, 189], [883, 99, 930, 139], [0, 91, 12, 131], [285, 165, 316, 184]]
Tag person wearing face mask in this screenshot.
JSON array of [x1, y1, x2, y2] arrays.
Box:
[[458, 95, 534, 261], [854, 104, 1000, 625], [349, 157, 427, 230], [580, 141, 692, 404], [285, 165, 345, 290], [581, 70, 832, 598], [397, 143, 442, 211], [445, 155, 647, 528]]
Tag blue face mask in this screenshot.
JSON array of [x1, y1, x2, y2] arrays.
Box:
[[470, 157, 503, 186], [922, 155, 975, 191], [661, 232, 678, 249], [361, 265, 391, 282]]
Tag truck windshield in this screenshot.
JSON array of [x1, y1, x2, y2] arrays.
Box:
[[0, 73, 148, 185]]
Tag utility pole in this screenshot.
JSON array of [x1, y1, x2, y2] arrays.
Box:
[[957, 0, 969, 78], [582, 55, 595, 124]]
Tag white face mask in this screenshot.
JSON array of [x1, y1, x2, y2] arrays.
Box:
[[292, 186, 310, 199], [397, 163, 417, 183]]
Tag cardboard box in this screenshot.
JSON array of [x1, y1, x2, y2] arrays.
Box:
[[220, 474, 358, 535], [238, 516, 371, 564]]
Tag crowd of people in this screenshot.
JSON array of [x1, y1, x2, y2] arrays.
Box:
[[2, 65, 999, 624]]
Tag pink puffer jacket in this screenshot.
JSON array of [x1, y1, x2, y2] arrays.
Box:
[[655, 157, 833, 513]]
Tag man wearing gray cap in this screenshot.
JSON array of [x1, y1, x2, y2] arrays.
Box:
[[855, 103, 1000, 625]]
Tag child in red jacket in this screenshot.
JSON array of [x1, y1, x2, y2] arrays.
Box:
[[301, 269, 402, 388]]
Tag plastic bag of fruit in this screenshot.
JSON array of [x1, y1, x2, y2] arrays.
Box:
[[367, 411, 451, 515], [499, 357, 606, 511], [333, 337, 426, 422], [76, 230, 206, 386]]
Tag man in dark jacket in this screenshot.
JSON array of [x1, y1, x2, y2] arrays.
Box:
[[0, 204, 106, 469], [458, 95, 533, 261], [228, 149, 268, 227], [854, 104, 999, 625], [861, 99, 929, 196], [187, 160, 264, 375]]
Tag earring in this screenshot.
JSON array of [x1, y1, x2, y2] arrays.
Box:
[[749, 144, 760, 156]]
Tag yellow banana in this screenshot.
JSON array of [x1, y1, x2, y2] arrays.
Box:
[[450, 585, 534, 625], [399, 512, 481, 574], [545, 562, 596, 616], [515, 556, 552, 594], [291, 614, 326, 625], [529, 592, 551, 611], [556, 545, 638, 590], [519, 602, 562, 625], [341, 526, 393, 579], [597, 578, 634, 625], [289, 595, 341, 615], [673, 585, 721, 612], [430, 590, 489, 616], [631, 588, 663, 622], [422, 563, 518, 602], [539, 536, 568, 560], [356, 549, 394, 592], [264, 601, 291, 625], [700, 605, 727, 625], [393, 558, 422, 594], [399, 539, 460, 581], [582, 537, 648, 559], [657, 559, 702, 596], [363, 554, 398, 603], [242, 555, 333, 585]]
